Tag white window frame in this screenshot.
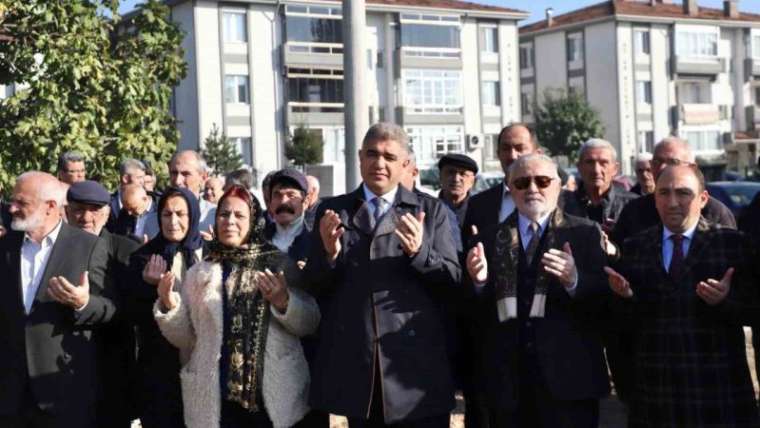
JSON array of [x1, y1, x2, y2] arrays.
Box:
[[675, 26, 719, 58], [520, 44, 533, 70], [678, 80, 712, 104], [405, 126, 465, 165], [681, 130, 722, 152], [752, 33, 760, 59], [285, 5, 343, 54], [567, 33, 583, 63], [229, 137, 253, 165], [481, 81, 501, 107], [638, 130, 654, 153], [402, 69, 463, 115], [222, 11, 247, 43], [634, 29, 650, 55], [636, 81, 653, 104], [481, 25, 498, 54], [521, 92, 532, 116], [400, 13, 461, 59], [224, 75, 250, 104]]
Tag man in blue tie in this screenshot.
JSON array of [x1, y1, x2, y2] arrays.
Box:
[[606, 164, 760, 427], [307, 122, 461, 427]]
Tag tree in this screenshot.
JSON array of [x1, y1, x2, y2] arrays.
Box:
[[285, 125, 323, 167], [201, 123, 243, 175], [0, 0, 186, 190], [534, 88, 605, 162]]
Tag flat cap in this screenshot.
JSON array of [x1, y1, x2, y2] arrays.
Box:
[[438, 153, 478, 174], [67, 180, 110, 207], [269, 168, 308, 194]]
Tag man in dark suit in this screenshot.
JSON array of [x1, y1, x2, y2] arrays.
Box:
[[107, 158, 148, 228], [438, 153, 478, 230], [0, 172, 115, 428], [307, 123, 461, 427], [65, 180, 140, 428], [605, 164, 759, 427], [466, 154, 610, 428], [265, 168, 312, 265]]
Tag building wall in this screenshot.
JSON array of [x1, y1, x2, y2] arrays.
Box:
[[534, 31, 567, 98], [584, 21, 621, 159], [650, 24, 672, 143], [172, 0, 199, 150], [194, 1, 224, 150]]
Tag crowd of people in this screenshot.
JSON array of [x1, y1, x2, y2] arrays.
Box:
[[1, 121, 759, 428]]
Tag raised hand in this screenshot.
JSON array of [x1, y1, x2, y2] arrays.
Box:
[[157, 271, 178, 311], [48, 271, 90, 309], [600, 230, 617, 257], [319, 210, 344, 262], [258, 269, 289, 313], [542, 242, 578, 288], [142, 254, 167, 285], [696, 267, 733, 306], [467, 242, 488, 284], [200, 224, 214, 242], [604, 266, 633, 298], [394, 211, 425, 257]]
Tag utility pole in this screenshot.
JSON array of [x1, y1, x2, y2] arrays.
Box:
[[342, 0, 367, 191]]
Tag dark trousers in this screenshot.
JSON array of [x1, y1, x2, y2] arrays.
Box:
[[0, 389, 95, 428], [220, 400, 273, 428]]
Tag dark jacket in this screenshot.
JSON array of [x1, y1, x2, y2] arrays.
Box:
[[473, 210, 610, 411], [0, 223, 113, 425], [612, 220, 760, 427], [560, 182, 637, 226], [462, 183, 505, 249], [306, 185, 461, 423], [264, 219, 312, 264], [611, 193, 736, 246]]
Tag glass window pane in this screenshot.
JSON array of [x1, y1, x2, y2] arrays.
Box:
[[223, 13, 246, 42], [401, 24, 461, 49]]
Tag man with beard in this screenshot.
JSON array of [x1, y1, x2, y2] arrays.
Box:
[[0, 172, 114, 428], [66, 180, 141, 428], [438, 154, 478, 230]]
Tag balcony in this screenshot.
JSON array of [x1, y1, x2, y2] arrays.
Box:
[[286, 102, 344, 126], [397, 47, 462, 70], [674, 103, 724, 125], [672, 56, 725, 76], [284, 42, 343, 68], [395, 106, 464, 125], [746, 58, 760, 79]]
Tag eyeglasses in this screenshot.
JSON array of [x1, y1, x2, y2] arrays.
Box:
[[511, 175, 555, 190], [652, 157, 694, 167]]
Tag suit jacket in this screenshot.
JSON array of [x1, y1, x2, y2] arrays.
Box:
[[306, 185, 461, 423], [0, 223, 114, 422], [473, 209, 610, 411], [560, 182, 637, 225], [462, 183, 504, 250], [264, 219, 312, 264], [611, 193, 736, 246], [612, 220, 760, 427]]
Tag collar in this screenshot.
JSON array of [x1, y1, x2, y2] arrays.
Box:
[[663, 221, 699, 242], [517, 211, 552, 237], [362, 183, 398, 206], [275, 215, 305, 237], [24, 219, 63, 247], [577, 181, 613, 205]]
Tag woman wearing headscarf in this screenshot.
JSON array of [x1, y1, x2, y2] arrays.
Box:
[[129, 187, 204, 428], [154, 185, 320, 428]]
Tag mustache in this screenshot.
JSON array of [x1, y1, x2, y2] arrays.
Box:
[[275, 205, 295, 215]]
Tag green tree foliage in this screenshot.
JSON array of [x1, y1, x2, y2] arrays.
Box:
[[0, 0, 186, 190], [201, 123, 243, 175], [534, 88, 605, 162], [285, 125, 323, 167]]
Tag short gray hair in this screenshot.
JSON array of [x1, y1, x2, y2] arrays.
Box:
[[362, 122, 410, 154], [170, 150, 208, 174], [635, 152, 653, 163], [119, 158, 146, 176], [57, 151, 85, 172], [508, 153, 559, 182], [578, 138, 617, 162]]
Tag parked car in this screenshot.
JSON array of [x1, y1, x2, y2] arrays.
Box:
[[473, 171, 505, 195], [705, 181, 760, 218]]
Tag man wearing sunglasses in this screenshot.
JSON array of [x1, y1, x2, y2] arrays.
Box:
[[466, 154, 609, 428]]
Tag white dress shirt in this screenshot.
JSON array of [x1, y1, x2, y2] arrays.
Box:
[[499, 183, 516, 223], [20, 220, 63, 313], [363, 184, 398, 220], [273, 216, 305, 253], [662, 222, 698, 272]]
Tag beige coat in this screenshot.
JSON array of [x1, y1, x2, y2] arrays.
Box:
[[154, 260, 320, 428]]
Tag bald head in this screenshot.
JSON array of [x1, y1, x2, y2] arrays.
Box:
[[305, 175, 320, 208], [652, 137, 695, 180], [9, 172, 66, 240], [121, 184, 150, 216]]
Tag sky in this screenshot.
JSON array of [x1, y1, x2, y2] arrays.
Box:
[[119, 0, 757, 23]]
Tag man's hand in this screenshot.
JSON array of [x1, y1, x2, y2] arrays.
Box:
[[696, 267, 733, 306], [601, 231, 618, 257], [467, 242, 488, 284], [604, 266, 633, 298], [48, 271, 90, 309], [319, 210, 344, 262], [394, 212, 425, 257], [258, 269, 289, 314], [541, 242, 577, 288], [142, 254, 167, 285], [157, 271, 178, 311]]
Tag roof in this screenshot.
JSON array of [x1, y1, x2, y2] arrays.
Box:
[[521, 1, 760, 34]]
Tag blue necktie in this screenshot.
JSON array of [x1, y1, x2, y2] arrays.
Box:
[[372, 197, 386, 225]]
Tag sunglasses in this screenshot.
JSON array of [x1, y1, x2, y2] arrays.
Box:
[[511, 175, 555, 190]]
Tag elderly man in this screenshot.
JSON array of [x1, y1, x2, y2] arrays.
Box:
[[304, 175, 321, 231], [466, 154, 609, 428], [308, 123, 460, 427], [203, 176, 224, 205], [0, 172, 114, 428], [108, 184, 158, 242], [109, 158, 147, 225], [168, 150, 216, 232], [438, 153, 477, 229], [66, 180, 141, 428], [57, 151, 87, 185], [631, 153, 655, 196], [265, 169, 312, 264], [606, 164, 759, 427]]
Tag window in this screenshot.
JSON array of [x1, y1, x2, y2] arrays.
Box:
[[520, 45, 533, 70], [638, 131, 654, 153], [755, 86, 760, 106], [482, 81, 500, 107], [636, 81, 652, 104], [521, 92, 532, 116], [754, 35, 760, 58], [403, 69, 462, 114], [481, 27, 498, 53], [230, 137, 252, 165], [484, 134, 499, 160], [286, 16, 342, 44], [222, 12, 247, 43], [634, 30, 650, 55], [287, 73, 344, 110], [678, 81, 711, 104], [567, 35, 583, 62], [683, 131, 721, 151], [400, 14, 460, 54], [406, 126, 465, 163], [224, 75, 249, 104], [676, 31, 718, 57]]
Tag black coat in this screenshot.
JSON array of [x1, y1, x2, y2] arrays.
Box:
[[306, 185, 461, 423], [472, 210, 610, 412], [560, 182, 638, 226], [0, 223, 114, 425], [462, 183, 504, 250]]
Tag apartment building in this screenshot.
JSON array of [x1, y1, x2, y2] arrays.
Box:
[[167, 0, 527, 194], [519, 0, 760, 174]]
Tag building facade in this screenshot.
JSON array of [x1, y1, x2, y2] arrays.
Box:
[[519, 0, 760, 174], [167, 0, 527, 195]]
